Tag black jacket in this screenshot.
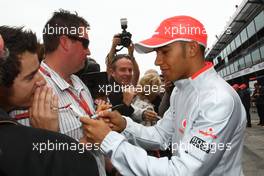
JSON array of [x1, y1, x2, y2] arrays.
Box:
[[238, 89, 251, 109], [0, 108, 99, 176], [108, 78, 134, 116]]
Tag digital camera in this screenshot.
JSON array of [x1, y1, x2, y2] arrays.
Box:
[[118, 18, 132, 47]]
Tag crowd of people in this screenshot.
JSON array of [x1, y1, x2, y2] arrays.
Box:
[[0, 9, 252, 176], [232, 82, 264, 127]]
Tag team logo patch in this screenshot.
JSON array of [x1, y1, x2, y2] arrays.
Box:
[[199, 127, 218, 139], [190, 136, 212, 153], [179, 119, 187, 134]]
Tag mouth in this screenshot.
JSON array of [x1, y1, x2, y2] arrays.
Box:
[[161, 69, 168, 75], [122, 76, 130, 81]]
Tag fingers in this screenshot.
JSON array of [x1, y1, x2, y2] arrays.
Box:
[[80, 118, 94, 140], [98, 109, 116, 118], [52, 94, 59, 109], [37, 86, 47, 114], [100, 117, 110, 123], [95, 99, 112, 113], [97, 110, 117, 122], [80, 116, 96, 125], [123, 87, 136, 106], [35, 78, 46, 87], [81, 117, 107, 127], [30, 86, 59, 131], [44, 87, 53, 112], [149, 111, 157, 116], [147, 113, 157, 119], [94, 99, 103, 105], [128, 42, 134, 50], [99, 117, 112, 128], [144, 110, 158, 121], [32, 87, 41, 116], [81, 117, 112, 144], [29, 107, 33, 124], [81, 117, 101, 136], [112, 35, 121, 46]]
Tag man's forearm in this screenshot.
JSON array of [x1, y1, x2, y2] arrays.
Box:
[[131, 57, 140, 86], [121, 116, 171, 150]]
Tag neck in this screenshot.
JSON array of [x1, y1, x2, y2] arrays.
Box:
[[45, 54, 72, 84], [0, 104, 13, 112], [187, 58, 206, 78]]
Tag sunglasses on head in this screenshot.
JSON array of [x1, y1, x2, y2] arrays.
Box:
[[67, 35, 89, 48]]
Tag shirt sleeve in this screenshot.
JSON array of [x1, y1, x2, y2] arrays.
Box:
[[121, 106, 175, 151], [130, 104, 144, 123]]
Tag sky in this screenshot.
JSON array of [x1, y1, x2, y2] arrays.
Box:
[[0, 0, 243, 77]]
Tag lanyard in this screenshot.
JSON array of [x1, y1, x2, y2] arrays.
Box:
[[14, 111, 29, 120], [66, 89, 92, 115], [39, 65, 92, 116]]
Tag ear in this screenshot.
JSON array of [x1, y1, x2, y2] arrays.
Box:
[[109, 67, 115, 77], [187, 41, 199, 58], [59, 35, 70, 52], [0, 35, 4, 51]]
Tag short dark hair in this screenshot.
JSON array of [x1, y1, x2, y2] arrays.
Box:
[[111, 54, 132, 70], [180, 41, 205, 57], [0, 26, 38, 87], [199, 44, 205, 56], [43, 9, 89, 54]]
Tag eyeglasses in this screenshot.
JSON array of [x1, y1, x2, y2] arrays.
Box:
[[67, 35, 89, 49]]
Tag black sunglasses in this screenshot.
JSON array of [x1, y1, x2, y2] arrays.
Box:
[[67, 35, 89, 48]]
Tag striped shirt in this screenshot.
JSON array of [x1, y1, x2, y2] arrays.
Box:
[[10, 60, 106, 176]]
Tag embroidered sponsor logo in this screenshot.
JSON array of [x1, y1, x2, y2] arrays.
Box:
[[190, 136, 212, 153], [199, 127, 218, 139], [179, 119, 187, 134]]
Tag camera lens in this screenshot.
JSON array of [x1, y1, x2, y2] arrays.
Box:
[[121, 36, 131, 47], [120, 31, 132, 47]]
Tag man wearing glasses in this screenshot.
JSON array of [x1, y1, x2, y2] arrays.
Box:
[[10, 9, 106, 176]]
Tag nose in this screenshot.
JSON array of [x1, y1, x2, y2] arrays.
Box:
[[35, 72, 46, 87], [85, 47, 91, 56], [154, 54, 163, 66], [125, 69, 132, 76]]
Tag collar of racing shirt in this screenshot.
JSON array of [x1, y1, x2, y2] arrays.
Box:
[[173, 62, 215, 90]]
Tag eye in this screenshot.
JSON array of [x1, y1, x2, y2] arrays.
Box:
[[157, 48, 169, 56], [161, 48, 170, 55], [25, 71, 38, 81], [26, 74, 35, 81]]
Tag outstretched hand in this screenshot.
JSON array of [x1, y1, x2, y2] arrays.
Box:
[[98, 110, 127, 133], [80, 117, 112, 144]]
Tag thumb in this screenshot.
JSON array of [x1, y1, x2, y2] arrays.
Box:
[[98, 117, 105, 123], [98, 110, 114, 119], [98, 110, 109, 117]]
